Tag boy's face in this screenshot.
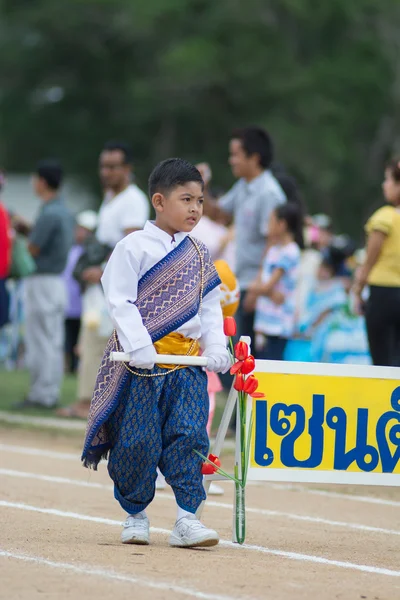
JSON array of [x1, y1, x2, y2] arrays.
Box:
[[229, 138, 258, 179], [153, 182, 204, 236]]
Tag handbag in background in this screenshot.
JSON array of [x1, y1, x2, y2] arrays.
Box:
[[10, 235, 36, 279]]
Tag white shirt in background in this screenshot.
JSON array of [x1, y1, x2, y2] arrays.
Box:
[[96, 183, 149, 248], [101, 221, 225, 354], [83, 183, 149, 337], [192, 216, 236, 271]]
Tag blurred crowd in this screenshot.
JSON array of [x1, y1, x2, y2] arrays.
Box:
[[1, 127, 400, 416]]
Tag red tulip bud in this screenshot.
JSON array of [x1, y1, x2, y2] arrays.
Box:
[[243, 375, 258, 395], [234, 341, 249, 361], [241, 355, 255, 375], [234, 373, 245, 392], [208, 454, 221, 468], [201, 454, 221, 474], [223, 316, 237, 337], [202, 463, 217, 475]]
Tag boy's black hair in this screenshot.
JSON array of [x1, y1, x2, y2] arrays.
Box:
[[231, 126, 273, 169], [36, 159, 63, 190], [102, 141, 133, 165], [148, 158, 204, 198], [275, 201, 305, 249]]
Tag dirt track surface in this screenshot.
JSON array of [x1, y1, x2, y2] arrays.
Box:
[[1, 428, 400, 600]]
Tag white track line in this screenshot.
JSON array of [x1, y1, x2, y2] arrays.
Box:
[[0, 549, 239, 600], [0, 411, 85, 430], [2, 442, 400, 508], [1, 500, 400, 578], [2, 468, 399, 538], [0, 443, 78, 461]]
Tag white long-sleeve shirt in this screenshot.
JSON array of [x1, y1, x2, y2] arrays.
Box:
[[101, 221, 225, 354]]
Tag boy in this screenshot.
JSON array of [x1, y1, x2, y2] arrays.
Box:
[[82, 158, 230, 548]]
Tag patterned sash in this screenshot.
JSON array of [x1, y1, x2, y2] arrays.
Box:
[[81, 236, 220, 468]]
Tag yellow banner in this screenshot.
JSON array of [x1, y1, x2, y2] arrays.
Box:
[[250, 372, 400, 475]]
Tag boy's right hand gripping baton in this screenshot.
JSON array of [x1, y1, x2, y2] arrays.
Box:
[[110, 352, 208, 367]]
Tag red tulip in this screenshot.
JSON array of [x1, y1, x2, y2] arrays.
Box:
[[230, 361, 243, 375], [234, 341, 249, 361], [201, 453, 221, 475], [241, 355, 255, 375], [243, 375, 258, 395], [234, 373, 245, 392], [202, 463, 217, 475], [208, 454, 221, 467], [223, 316, 237, 337]]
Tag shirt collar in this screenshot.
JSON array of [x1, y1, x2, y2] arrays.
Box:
[[144, 221, 188, 248], [42, 195, 61, 209], [243, 170, 267, 193]]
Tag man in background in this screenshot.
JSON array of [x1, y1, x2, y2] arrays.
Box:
[[16, 160, 74, 408], [218, 126, 286, 345], [59, 141, 149, 418]]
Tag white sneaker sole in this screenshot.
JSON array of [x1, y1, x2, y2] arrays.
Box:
[[121, 533, 149, 545], [169, 533, 219, 548]]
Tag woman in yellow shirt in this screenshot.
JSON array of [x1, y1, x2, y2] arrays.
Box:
[[355, 159, 400, 366]]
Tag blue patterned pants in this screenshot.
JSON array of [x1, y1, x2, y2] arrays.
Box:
[[106, 366, 209, 515]]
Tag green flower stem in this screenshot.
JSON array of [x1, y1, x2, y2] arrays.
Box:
[[243, 411, 254, 487], [234, 462, 245, 544], [228, 337, 235, 362], [193, 450, 240, 485]]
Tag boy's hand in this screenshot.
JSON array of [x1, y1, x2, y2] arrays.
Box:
[[204, 345, 231, 374], [128, 344, 157, 370]]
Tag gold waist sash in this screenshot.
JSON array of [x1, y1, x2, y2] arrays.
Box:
[[154, 332, 200, 370]]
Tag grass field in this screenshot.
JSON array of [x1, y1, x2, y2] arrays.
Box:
[[0, 369, 78, 416], [0, 369, 229, 433]]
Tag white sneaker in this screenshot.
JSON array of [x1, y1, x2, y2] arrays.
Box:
[[121, 514, 150, 545], [155, 470, 166, 490], [208, 482, 224, 496], [169, 515, 219, 548]]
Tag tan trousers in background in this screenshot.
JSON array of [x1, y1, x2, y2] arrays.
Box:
[[77, 323, 108, 400], [24, 275, 67, 407]]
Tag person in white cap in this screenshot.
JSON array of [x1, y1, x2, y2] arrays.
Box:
[[61, 210, 98, 374]]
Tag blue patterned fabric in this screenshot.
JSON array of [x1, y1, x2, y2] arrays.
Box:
[[106, 366, 209, 514], [82, 235, 220, 469]]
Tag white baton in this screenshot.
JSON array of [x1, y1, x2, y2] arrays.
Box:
[[110, 352, 208, 367]]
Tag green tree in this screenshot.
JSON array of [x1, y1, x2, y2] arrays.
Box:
[[1, 0, 399, 236]]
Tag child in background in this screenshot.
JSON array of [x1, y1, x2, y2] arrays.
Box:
[[250, 203, 303, 360], [61, 210, 98, 374], [82, 158, 230, 548], [298, 247, 349, 362]]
